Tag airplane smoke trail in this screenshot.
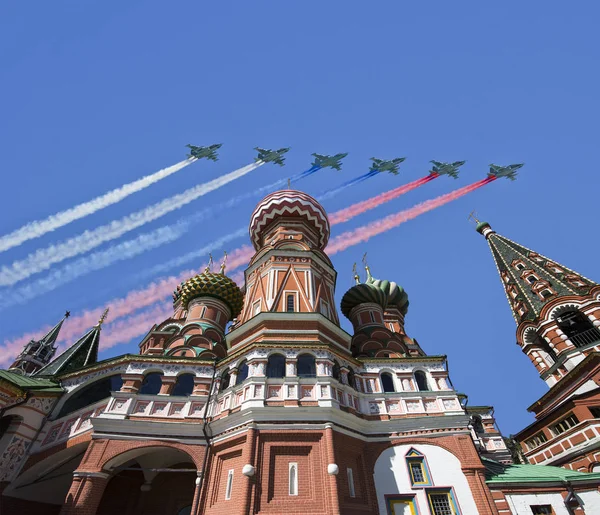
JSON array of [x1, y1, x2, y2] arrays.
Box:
[[317, 170, 378, 201], [329, 174, 437, 225], [327, 177, 496, 254], [0, 159, 195, 254], [0, 162, 263, 287]]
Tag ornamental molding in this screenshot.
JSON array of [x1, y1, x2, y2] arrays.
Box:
[[62, 364, 126, 391], [26, 396, 55, 413], [362, 362, 444, 373], [125, 362, 214, 377]]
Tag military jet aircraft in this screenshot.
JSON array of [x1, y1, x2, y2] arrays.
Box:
[[488, 163, 524, 181], [185, 144, 222, 161], [369, 157, 406, 175], [254, 147, 290, 166], [311, 153, 348, 171], [429, 160, 465, 179]]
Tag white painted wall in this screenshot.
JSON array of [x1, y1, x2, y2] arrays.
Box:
[[578, 490, 600, 514], [373, 443, 479, 515], [505, 493, 569, 515]]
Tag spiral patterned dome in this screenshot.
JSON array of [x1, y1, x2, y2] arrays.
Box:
[[249, 190, 330, 251], [368, 278, 409, 315], [173, 271, 244, 318], [340, 283, 388, 318]]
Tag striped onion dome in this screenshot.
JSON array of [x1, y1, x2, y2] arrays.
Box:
[[368, 278, 409, 315], [249, 190, 330, 251], [172, 271, 244, 318], [340, 283, 388, 318]]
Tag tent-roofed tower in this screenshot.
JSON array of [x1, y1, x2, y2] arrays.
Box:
[[476, 220, 600, 386], [477, 220, 600, 472], [9, 311, 70, 375]]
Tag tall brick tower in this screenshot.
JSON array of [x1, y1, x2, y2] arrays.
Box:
[[476, 220, 600, 471]]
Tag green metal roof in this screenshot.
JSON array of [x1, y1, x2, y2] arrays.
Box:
[[0, 370, 63, 392], [484, 458, 600, 484]]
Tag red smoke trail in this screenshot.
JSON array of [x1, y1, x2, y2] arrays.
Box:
[[327, 177, 495, 253], [329, 174, 437, 225], [1, 177, 491, 363]]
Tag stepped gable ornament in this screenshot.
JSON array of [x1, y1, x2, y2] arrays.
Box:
[[248, 189, 330, 251]]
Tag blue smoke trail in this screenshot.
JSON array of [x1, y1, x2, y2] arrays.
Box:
[[317, 170, 378, 201]]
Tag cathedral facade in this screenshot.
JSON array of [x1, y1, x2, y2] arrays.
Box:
[[1, 190, 600, 515]]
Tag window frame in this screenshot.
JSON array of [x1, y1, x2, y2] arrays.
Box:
[[289, 462, 298, 496], [551, 413, 579, 436], [284, 291, 298, 312], [380, 372, 395, 393], [405, 449, 432, 487], [530, 505, 554, 515], [346, 467, 356, 498], [225, 469, 234, 500], [426, 488, 460, 515]]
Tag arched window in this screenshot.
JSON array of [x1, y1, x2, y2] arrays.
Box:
[[332, 360, 341, 381], [381, 372, 395, 393], [556, 310, 600, 348], [527, 275, 537, 284], [297, 354, 316, 378], [59, 375, 123, 417], [236, 361, 249, 385], [471, 415, 485, 434], [267, 354, 286, 378], [220, 370, 231, 392], [139, 373, 162, 395], [414, 371, 430, 391], [172, 374, 195, 396], [286, 294, 295, 312], [347, 368, 356, 390], [540, 289, 554, 300], [289, 462, 298, 496]]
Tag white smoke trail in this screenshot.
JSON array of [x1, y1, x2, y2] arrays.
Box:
[[0, 162, 263, 286], [0, 224, 188, 310], [0, 159, 196, 253]]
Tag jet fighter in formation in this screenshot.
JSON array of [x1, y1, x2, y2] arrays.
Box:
[[429, 160, 465, 179], [311, 153, 348, 171], [488, 163, 524, 181], [185, 144, 222, 161], [254, 147, 290, 166], [369, 157, 406, 175]]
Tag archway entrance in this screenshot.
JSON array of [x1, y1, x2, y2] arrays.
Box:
[[98, 447, 196, 515]]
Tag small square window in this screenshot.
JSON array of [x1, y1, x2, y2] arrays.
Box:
[[252, 300, 261, 316]]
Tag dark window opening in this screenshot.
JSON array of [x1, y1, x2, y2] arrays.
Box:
[[267, 354, 286, 378], [220, 371, 231, 392], [556, 310, 600, 348], [236, 361, 249, 385], [347, 368, 356, 390], [381, 373, 395, 393], [590, 406, 600, 418], [414, 371, 430, 391], [332, 360, 341, 381], [527, 275, 537, 284], [171, 374, 194, 396], [139, 373, 162, 395], [286, 294, 295, 312], [59, 375, 123, 417], [471, 415, 485, 434], [540, 289, 553, 299], [297, 354, 316, 378], [552, 413, 579, 435], [530, 506, 553, 515]]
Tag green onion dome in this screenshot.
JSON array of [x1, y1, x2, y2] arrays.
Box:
[[367, 277, 409, 315], [173, 271, 244, 319], [340, 283, 388, 319]]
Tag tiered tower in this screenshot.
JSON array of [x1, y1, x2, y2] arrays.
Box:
[[477, 220, 600, 471]]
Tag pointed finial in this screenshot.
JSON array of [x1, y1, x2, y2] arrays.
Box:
[[468, 210, 481, 225], [287, 178, 291, 189], [64, 310, 71, 319], [220, 251, 228, 274], [204, 253, 214, 273], [97, 308, 109, 328], [352, 263, 360, 284], [362, 252, 373, 280]]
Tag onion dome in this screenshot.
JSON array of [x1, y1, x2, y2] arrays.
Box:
[[173, 271, 244, 319], [368, 277, 409, 315], [340, 283, 388, 318], [249, 189, 330, 251]]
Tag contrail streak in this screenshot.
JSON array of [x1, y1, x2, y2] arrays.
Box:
[[317, 170, 378, 201], [1, 171, 439, 353], [0, 162, 263, 287], [0, 159, 195, 253]]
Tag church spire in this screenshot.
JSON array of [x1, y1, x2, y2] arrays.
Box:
[[476, 221, 596, 324], [34, 309, 107, 377], [9, 311, 70, 375]]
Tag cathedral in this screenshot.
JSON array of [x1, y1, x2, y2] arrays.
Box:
[[1, 189, 600, 515]]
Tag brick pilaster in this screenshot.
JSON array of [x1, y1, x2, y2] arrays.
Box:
[[60, 471, 109, 515], [324, 426, 341, 515], [240, 426, 257, 515]]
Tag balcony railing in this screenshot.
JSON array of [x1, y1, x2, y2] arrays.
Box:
[[570, 327, 600, 348]]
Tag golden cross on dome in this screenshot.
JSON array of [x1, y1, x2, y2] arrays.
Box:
[[467, 210, 481, 225], [97, 308, 109, 328], [352, 263, 360, 284], [204, 253, 213, 273], [220, 251, 228, 274], [362, 252, 372, 279], [287, 178, 291, 189]]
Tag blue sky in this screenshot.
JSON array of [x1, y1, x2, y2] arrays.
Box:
[[1, 2, 599, 434]]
